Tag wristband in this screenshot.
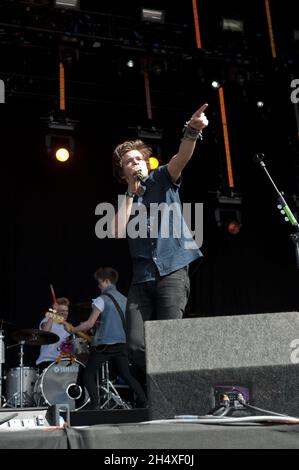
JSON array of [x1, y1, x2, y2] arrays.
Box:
[[182, 121, 203, 141], [125, 191, 136, 198]]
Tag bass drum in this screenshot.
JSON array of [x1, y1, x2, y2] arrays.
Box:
[[34, 359, 89, 411]]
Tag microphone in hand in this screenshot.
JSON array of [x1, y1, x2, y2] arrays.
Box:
[[134, 169, 144, 181]]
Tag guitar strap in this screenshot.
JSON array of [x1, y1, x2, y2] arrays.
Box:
[[101, 292, 126, 336]]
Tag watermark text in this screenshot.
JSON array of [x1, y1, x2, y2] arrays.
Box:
[[290, 79, 299, 104], [95, 197, 203, 249]]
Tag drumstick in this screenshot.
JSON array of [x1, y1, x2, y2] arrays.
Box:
[[50, 284, 57, 305]]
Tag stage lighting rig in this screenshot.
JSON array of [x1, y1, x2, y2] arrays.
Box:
[[214, 193, 242, 235], [137, 126, 163, 142], [221, 18, 244, 33], [211, 81, 221, 89], [137, 126, 163, 167], [54, 0, 80, 10], [44, 115, 77, 162], [141, 8, 165, 24]]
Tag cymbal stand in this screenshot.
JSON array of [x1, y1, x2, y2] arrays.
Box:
[[0, 329, 5, 407], [5, 341, 26, 408], [19, 341, 25, 408], [97, 361, 131, 410]]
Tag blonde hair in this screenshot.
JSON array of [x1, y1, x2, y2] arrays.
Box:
[[56, 297, 70, 307]]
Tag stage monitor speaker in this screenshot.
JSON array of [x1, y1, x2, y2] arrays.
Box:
[[144, 311, 299, 419], [0, 406, 64, 429]]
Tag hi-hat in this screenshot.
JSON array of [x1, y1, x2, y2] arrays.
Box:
[[11, 329, 59, 346]]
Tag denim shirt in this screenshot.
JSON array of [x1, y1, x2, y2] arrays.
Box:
[[92, 285, 127, 346], [127, 165, 203, 284]]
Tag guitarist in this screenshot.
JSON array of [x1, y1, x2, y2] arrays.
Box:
[[68, 267, 147, 410], [36, 297, 71, 370]]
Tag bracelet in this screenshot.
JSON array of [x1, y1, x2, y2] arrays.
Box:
[[182, 120, 203, 141], [125, 191, 136, 198]]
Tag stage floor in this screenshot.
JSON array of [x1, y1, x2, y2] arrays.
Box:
[[1, 419, 299, 449]]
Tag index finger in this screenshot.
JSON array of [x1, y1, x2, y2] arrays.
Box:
[[193, 103, 209, 117]]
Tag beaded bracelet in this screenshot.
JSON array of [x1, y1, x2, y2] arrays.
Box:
[[182, 120, 203, 141]]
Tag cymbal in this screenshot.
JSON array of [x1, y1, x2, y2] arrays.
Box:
[[11, 329, 60, 346], [0, 319, 17, 333]]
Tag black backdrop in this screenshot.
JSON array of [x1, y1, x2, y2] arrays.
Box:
[[1, 95, 299, 368], [0, 0, 299, 368]]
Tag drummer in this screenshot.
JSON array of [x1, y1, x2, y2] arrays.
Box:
[[36, 297, 71, 371]]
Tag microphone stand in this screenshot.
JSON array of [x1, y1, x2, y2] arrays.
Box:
[[254, 154, 299, 268]]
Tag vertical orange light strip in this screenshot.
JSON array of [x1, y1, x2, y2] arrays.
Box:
[[264, 0, 277, 58], [59, 62, 66, 111], [192, 0, 202, 49], [218, 87, 234, 189], [143, 58, 153, 120]]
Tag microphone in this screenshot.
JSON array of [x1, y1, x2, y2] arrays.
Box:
[[134, 169, 144, 181]]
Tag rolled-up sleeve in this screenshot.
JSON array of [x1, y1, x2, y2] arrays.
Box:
[[92, 296, 105, 312]]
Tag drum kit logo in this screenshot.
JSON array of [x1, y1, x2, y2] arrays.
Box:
[[53, 365, 79, 374]]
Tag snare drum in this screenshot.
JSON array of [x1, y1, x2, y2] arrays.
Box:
[[34, 359, 89, 411], [5, 367, 39, 407]]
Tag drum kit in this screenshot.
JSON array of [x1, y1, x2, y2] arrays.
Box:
[[0, 322, 90, 410], [6, 328, 60, 408], [0, 317, 131, 411]]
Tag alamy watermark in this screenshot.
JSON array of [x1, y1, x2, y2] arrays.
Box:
[[0, 79, 5, 103], [95, 197, 203, 249], [290, 79, 299, 104], [290, 339, 299, 364]]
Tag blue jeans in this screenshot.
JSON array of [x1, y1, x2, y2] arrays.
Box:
[[126, 266, 190, 372]]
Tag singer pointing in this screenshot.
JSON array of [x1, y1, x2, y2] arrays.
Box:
[[111, 104, 209, 386]]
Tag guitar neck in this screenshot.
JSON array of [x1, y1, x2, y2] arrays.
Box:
[[64, 322, 92, 343], [45, 312, 92, 343]]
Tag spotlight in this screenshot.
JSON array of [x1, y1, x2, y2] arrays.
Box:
[[226, 220, 242, 235], [256, 101, 265, 108], [212, 81, 221, 89], [126, 60, 135, 68], [149, 157, 160, 170], [214, 194, 242, 235], [46, 134, 75, 162], [221, 18, 244, 33], [44, 115, 77, 161], [141, 8, 165, 24], [56, 147, 70, 163], [54, 0, 80, 9]]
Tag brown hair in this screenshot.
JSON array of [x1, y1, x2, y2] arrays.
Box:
[[94, 267, 119, 285], [112, 139, 152, 184]]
